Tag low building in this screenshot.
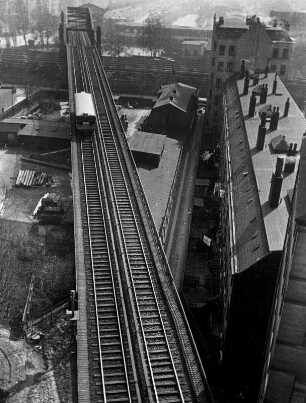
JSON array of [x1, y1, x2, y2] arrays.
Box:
[[128, 131, 165, 167], [142, 82, 198, 135], [181, 41, 207, 60], [0, 118, 70, 148]]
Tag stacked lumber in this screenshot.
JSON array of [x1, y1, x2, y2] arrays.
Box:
[[15, 170, 52, 187]]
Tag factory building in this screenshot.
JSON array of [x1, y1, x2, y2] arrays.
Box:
[[219, 72, 305, 401]]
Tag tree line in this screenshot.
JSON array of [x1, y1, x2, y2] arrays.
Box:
[[0, 0, 60, 48]]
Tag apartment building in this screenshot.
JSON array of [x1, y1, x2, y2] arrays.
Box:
[[219, 72, 305, 401]]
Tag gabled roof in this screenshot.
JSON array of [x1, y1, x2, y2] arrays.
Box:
[[154, 82, 197, 113], [266, 28, 294, 42]]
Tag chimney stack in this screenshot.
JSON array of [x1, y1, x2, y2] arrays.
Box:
[[260, 111, 267, 127], [284, 143, 297, 173], [269, 107, 280, 131], [259, 84, 268, 104], [272, 73, 278, 95], [248, 91, 257, 118], [256, 125, 267, 150], [269, 157, 284, 208], [265, 65, 269, 78], [241, 59, 246, 77], [283, 97, 290, 117], [243, 76, 250, 95], [293, 143, 297, 155]]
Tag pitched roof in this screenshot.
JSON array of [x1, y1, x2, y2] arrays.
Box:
[[225, 79, 269, 273], [154, 82, 197, 113], [266, 28, 294, 42], [216, 26, 247, 40]]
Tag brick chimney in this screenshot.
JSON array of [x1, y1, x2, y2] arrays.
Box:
[[248, 91, 257, 118]]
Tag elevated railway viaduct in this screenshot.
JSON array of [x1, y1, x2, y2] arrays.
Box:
[[67, 6, 213, 403]]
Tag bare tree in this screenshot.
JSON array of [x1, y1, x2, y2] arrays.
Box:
[[31, 0, 59, 49], [12, 0, 29, 47], [137, 20, 164, 57]]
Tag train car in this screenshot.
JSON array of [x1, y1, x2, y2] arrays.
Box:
[[74, 92, 96, 135]]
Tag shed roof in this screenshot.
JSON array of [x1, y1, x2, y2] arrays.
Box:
[[154, 82, 197, 113], [129, 131, 165, 156], [17, 121, 70, 139]]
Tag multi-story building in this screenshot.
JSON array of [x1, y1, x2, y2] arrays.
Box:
[[207, 15, 295, 132], [258, 131, 306, 402], [219, 72, 305, 401]]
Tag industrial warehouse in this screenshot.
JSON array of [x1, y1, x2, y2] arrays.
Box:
[[0, 1, 305, 403]]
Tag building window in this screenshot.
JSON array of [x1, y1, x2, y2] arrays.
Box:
[[214, 41, 217, 51], [270, 64, 277, 72], [219, 45, 225, 55], [228, 45, 235, 56], [272, 48, 279, 58], [212, 57, 215, 67], [227, 62, 233, 72], [217, 62, 224, 72], [209, 89, 212, 99], [280, 65, 287, 75], [282, 48, 289, 59], [216, 78, 222, 89]]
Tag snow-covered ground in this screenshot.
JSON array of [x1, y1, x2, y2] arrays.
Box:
[[0, 33, 56, 49], [172, 14, 199, 28]]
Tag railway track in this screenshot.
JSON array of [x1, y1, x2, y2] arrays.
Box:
[[68, 23, 212, 402]]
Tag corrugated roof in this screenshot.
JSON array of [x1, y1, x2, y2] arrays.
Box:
[[128, 131, 165, 156], [154, 82, 197, 113], [225, 79, 269, 273]]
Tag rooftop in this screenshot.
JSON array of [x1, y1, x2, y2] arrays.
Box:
[[266, 136, 306, 401], [236, 73, 305, 254], [154, 82, 197, 113], [266, 27, 295, 43], [128, 131, 165, 156]]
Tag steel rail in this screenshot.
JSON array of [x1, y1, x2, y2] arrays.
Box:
[[74, 31, 134, 402], [80, 35, 185, 402]]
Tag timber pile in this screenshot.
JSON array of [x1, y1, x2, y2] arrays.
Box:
[[15, 170, 53, 187]]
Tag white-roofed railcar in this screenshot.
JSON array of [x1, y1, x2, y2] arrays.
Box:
[[74, 92, 96, 135]]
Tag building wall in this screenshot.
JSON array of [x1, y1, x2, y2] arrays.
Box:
[[222, 256, 280, 402], [236, 20, 271, 73]]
